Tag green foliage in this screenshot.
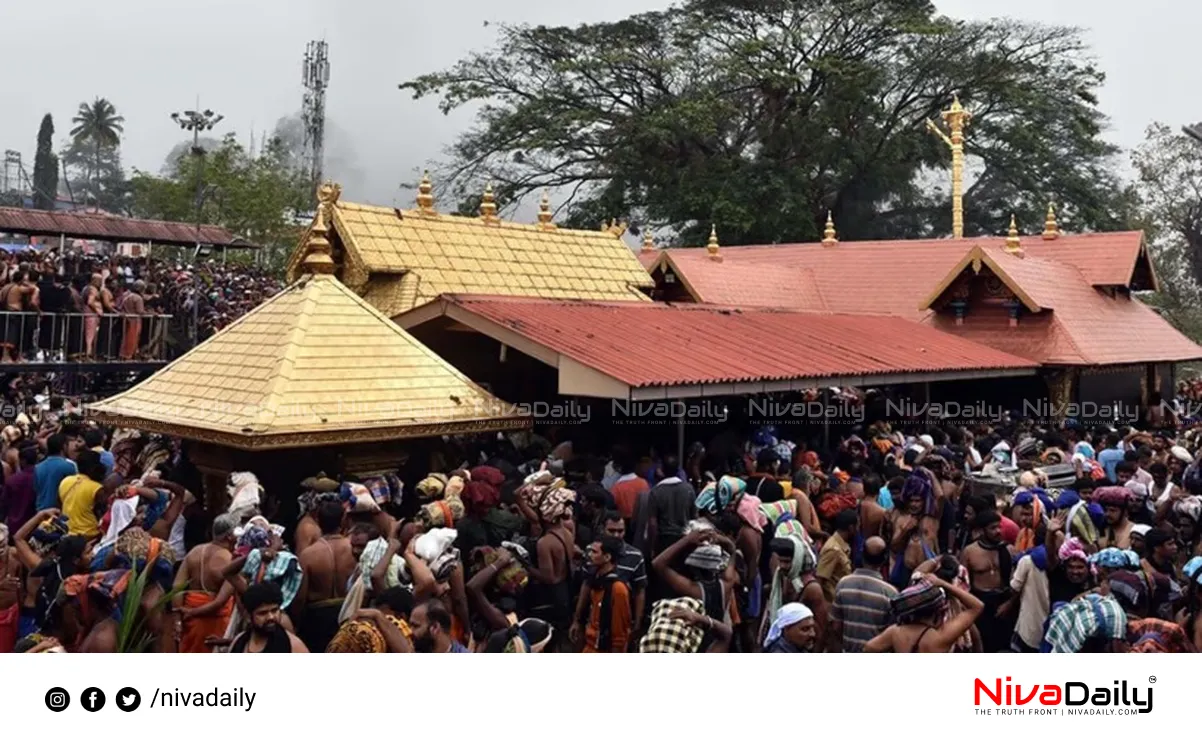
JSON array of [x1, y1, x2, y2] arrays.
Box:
[[130, 133, 307, 255], [61, 138, 129, 214], [1132, 123, 1202, 340], [33, 114, 59, 210], [69, 98, 125, 208], [400, 0, 1130, 245], [116, 563, 181, 653]]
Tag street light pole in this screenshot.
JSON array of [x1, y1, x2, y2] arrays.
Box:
[[170, 107, 223, 348]]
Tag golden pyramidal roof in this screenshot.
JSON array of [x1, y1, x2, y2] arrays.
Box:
[[90, 273, 527, 450], [285, 185, 653, 317]]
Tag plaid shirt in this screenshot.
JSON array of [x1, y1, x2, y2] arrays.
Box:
[[639, 597, 705, 653], [1043, 593, 1126, 653]]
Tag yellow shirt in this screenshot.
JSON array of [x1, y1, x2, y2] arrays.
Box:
[[816, 531, 852, 604], [60, 474, 103, 538]]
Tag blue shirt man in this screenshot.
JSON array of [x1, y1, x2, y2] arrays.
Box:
[[34, 433, 77, 511], [1097, 440, 1126, 484]]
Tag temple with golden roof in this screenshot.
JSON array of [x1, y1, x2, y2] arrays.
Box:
[[89, 94, 1202, 508], [284, 176, 652, 319]]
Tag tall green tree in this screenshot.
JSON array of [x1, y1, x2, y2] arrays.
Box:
[[1132, 122, 1202, 339], [130, 133, 307, 265], [400, 0, 1129, 245], [32, 114, 59, 210], [69, 98, 125, 206]]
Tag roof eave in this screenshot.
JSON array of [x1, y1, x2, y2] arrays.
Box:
[[88, 410, 530, 451]]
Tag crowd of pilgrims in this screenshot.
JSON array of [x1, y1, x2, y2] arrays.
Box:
[[4, 407, 1202, 654], [0, 248, 281, 361]]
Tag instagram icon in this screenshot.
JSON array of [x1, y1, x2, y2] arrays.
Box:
[[44, 687, 70, 712]]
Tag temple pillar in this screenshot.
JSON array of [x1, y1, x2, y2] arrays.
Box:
[[1043, 367, 1078, 419], [188, 441, 236, 513]]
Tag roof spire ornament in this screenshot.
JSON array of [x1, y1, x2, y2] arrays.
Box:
[[1042, 203, 1060, 241], [302, 182, 338, 275], [1004, 214, 1024, 256], [926, 93, 973, 238], [537, 189, 556, 230], [822, 211, 838, 247], [706, 224, 722, 262], [416, 170, 436, 216], [479, 183, 499, 225], [641, 229, 656, 253]]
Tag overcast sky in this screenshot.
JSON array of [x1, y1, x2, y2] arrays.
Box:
[[3, 0, 1196, 206]]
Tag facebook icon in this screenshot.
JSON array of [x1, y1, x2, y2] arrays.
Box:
[[81, 687, 106, 712]]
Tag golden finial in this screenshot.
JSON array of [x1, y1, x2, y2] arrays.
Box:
[[822, 210, 838, 247], [416, 170, 436, 215], [706, 224, 722, 261], [927, 93, 973, 239], [317, 181, 342, 208], [1004, 214, 1023, 255], [537, 189, 556, 230], [641, 229, 656, 253], [600, 218, 627, 238], [301, 188, 337, 275], [480, 183, 499, 225], [1042, 203, 1060, 240]]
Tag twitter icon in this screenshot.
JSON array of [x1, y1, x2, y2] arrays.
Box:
[[116, 687, 141, 712]]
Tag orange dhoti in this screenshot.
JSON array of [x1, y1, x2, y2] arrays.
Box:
[[120, 317, 142, 359], [179, 591, 233, 653]]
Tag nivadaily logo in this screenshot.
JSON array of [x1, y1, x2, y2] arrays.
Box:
[[974, 677, 1153, 716]]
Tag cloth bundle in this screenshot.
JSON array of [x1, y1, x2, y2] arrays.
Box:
[[419, 494, 466, 528], [695, 475, 747, 514], [243, 548, 303, 610], [340, 482, 380, 514], [338, 537, 403, 625], [413, 528, 460, 582], [416, 473, 449, 500], [1043, 593, 1126, 653], [226, 472, 263, 516], [890, 579, 947, 625], [473, 546, 529, 595], [639, 597, 706, 653], [816, 492, 856, 521]]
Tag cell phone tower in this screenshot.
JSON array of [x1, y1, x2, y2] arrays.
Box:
[[301, 40, 330, 203]]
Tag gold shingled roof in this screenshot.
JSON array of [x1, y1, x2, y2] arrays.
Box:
[[286, 199, 653, 315], [90, 273, 527, 450]]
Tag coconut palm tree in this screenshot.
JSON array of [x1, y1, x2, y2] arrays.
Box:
[[70, 98, 124, 206]]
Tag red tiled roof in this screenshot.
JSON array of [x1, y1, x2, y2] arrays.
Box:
[[955, 247, 1202, 366], [652, 231, 1200, 367], [0, 207, 250, 248], [426, 295, 1036, 389], [637, 249, 660, 269]]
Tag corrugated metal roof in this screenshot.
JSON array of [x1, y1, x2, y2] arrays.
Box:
[[431, 295, 1037, 388], [652, 231, 1200, 368], [654, 232, 1147, 316], [0, 207, 248, 248]]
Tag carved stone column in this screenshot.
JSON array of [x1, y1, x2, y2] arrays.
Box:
[[1044, 367, 1078, 418]]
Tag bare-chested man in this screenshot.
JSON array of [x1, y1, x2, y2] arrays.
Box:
[[858, 473, 888, 542], [295, 500, 356, 652], [1097, 487, 1135, 550], [82, 274, 104, 359], [0, 271, 38, 361], [173, 513, 238, 652], [959, 510, 1013, 652]]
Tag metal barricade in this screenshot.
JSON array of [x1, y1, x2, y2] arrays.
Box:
[[0, 311, 173, 363]]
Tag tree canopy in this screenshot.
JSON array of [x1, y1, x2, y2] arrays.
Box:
[[1133, 123, 1202, 339], [32, 114, 59, 210], [400, 0, 1130, 245], [130, 133, 307, 263], [70, 98, 125, 206]]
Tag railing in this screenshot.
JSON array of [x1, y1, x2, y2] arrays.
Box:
[[0, 311, 173, 363]]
